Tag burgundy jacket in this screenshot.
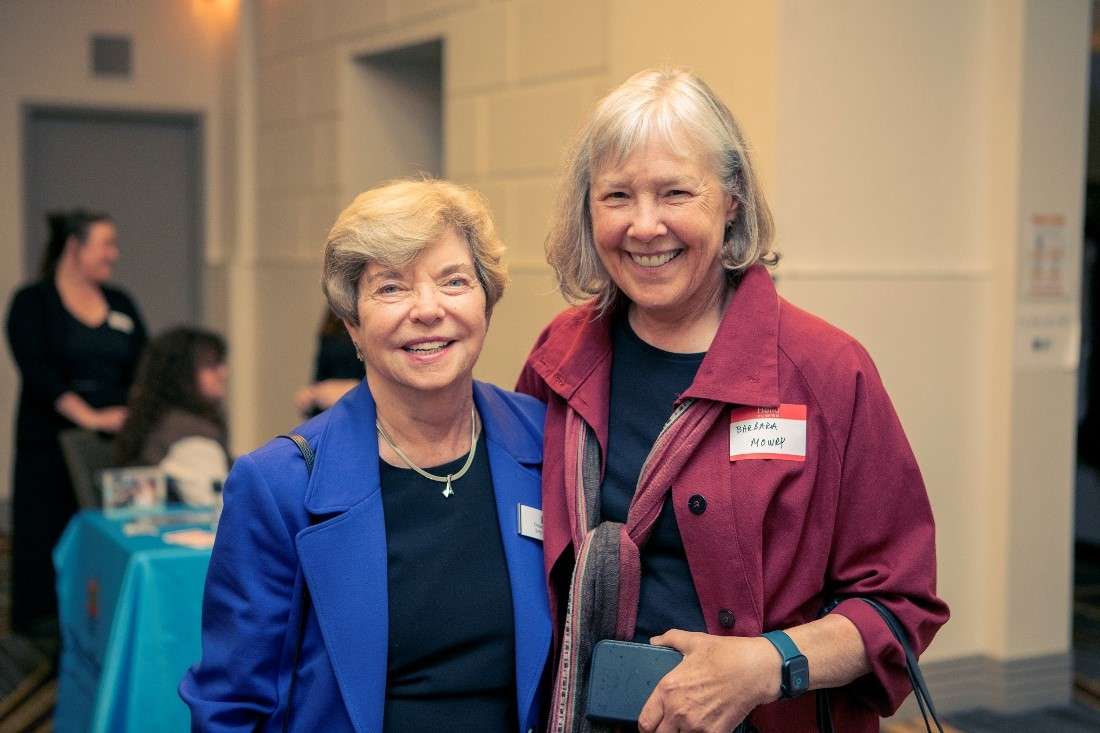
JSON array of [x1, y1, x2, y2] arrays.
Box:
[[516, 265, 949, 732]]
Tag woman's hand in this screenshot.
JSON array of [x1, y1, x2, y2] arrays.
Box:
[[311, 379, 359, 410], [55, 392, 127, 433], [638, 630, 779, 733], [293, 385, 317, 413], [294, 379, 358, 414], [94, 406, 129, 433]]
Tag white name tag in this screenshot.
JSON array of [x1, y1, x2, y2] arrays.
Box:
[[107, 311, 134, 334], [517, 504, 543, 541], [729, 404, 807, 462]]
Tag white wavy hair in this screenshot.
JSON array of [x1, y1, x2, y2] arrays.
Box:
[[546, 67, 777, 310]]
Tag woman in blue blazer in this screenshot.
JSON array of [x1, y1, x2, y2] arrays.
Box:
[[181, 180, 551, 732]]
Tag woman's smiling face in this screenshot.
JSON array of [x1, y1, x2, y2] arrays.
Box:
[[589, 137, 736, 321], [346, 226, 488, 398], [74, 220, 119, 283]]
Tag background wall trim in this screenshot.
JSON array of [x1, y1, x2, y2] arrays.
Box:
[[891, 651, 1072, 719]]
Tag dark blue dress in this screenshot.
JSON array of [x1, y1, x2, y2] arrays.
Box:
[[4, 280, 146, 632]]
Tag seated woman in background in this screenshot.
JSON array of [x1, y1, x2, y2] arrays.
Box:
[[113, 327, 230, 506], [293, 309, 363, 416]]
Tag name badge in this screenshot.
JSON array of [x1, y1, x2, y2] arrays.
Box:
[[729, 404, 807, 462], [517, 504, 543, 541], [107, 311, 134, 334]]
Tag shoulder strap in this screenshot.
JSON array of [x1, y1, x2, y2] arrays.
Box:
[[816, 598, 944, 733], [280, 433, 315, 476], [858, 598, 943, 733]]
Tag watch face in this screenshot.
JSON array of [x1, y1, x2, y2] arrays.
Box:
[[787, 656, 810, 695]]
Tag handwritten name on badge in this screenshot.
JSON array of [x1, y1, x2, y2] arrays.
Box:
[[729, 404, 807, 462]]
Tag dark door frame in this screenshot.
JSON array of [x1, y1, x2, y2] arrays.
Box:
[[21, 103, 206, 324]]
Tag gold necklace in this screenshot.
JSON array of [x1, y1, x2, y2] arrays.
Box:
[[375, 406, 478, 499]]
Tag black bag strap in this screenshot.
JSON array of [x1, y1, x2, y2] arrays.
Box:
[[281, 433, 315, 476], [278, 433, 314, 733], [817, 598, 944, 733]]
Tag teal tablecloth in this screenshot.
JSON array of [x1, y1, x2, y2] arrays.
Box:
[[53, 508, 214, 733]]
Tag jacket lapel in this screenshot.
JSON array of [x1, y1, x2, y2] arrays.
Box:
[[475, 383, 552, 730], [295, 382, 387, 733], [293, 381, 551, 733]]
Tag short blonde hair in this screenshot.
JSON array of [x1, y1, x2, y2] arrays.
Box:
[[322, 178, 508, 324], [546, 67, 777, 310]]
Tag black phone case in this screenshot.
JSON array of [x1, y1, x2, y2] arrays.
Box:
[[585, 639, 684, 723]]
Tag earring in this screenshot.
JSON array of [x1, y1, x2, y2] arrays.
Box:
[[355, 348, 363, 361]]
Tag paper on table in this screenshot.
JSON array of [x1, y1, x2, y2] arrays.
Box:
[[162, 529, 216, 549]]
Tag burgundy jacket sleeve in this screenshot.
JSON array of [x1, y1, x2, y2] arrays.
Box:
[[515, 363, 549, 401], [824, 342, 949, 716]]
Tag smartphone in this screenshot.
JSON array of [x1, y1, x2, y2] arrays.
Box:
[[585, 639, 683, 723]]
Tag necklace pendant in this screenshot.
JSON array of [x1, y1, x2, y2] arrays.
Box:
[[441, 476, 455, 499]]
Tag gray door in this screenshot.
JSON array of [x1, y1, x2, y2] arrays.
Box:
[[23, 107, 202, 333]]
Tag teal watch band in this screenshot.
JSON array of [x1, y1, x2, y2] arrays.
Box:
[[762, 630, 810, 699]]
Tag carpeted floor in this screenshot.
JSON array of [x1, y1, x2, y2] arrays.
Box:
[[946, 704, 1100, 732], [1072, 542, 1100, 718], [0, 533, 54, 732]]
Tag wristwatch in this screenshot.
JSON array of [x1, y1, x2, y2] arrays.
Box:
[[762, 630, 810, 698]]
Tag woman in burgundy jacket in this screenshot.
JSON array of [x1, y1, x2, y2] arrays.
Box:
[[517, 67, 949, 733]]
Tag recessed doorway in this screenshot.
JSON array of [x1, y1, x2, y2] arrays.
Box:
[[346, 39, 443, 192], [23, 106, 203, 333]]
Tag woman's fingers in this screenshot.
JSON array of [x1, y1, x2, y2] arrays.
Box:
[[641, 629, 697, 733], [639, 633, 774, 733], [293, 386, 314, 412], [651, 628, 702, 654], [637, 682, 665, 733], [98, 405, 129, 432]]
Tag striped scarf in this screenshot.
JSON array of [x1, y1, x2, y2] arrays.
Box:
[[549, 398, 727, 733]]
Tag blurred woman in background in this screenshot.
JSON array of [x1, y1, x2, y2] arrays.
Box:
[[4, 209, 147, 638], [114, 327, 230, 506], [294, 309, 362, 416]]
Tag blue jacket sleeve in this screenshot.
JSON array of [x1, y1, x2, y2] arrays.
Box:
[[179, 453, 300, 731]]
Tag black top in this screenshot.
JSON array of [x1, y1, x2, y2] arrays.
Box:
[[602, 316, 708, 642], [379, 437, 517, 733], [6, 280, 147, 443], [313, 329, 363, 382], [4, 279, 147, 631]]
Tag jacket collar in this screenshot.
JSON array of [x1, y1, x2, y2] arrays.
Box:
[[303, 380, 381, 515], [526, 306, 613, 404], [681, 264, 780, 407], [527, 264, 781, 409], [473, 380, 543, 465], [304, 379, 542, 514], [295, 379, 549, 733]]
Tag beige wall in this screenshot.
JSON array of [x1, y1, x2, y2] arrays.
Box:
[[771, 0, 1090, 668], [0, 0, 237, 503], [774, 0, 987, 664], [248, 0, 789, 438]]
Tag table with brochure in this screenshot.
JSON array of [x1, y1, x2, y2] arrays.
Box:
[[53, 507, 216, 733]]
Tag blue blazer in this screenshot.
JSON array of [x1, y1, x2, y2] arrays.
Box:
[[180, 381, 551, 732]]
